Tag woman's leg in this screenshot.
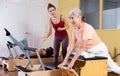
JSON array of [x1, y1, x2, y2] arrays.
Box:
[[19, 38, 28, 47], [86, 42, 120, 74], [61, 36, 69, 61], [97, 43, 120, 74], [54, 37, 61, 64], [4, 28, 27, 55], [9, 35, 27, 55], [107, 53, 120, 74]]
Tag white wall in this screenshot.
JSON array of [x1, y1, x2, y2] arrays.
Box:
[[0, 0, 58, 57]]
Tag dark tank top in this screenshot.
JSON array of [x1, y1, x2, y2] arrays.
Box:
[[50, 15, 68, 37]]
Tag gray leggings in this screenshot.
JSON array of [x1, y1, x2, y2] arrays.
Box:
[[9, 35, 28, 55], [54, 36, 69, 63]]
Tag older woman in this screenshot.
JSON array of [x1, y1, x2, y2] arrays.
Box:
[[58, 8, 120, 74]]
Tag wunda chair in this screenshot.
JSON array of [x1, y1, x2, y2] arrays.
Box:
[[62, 54, 108, 76]]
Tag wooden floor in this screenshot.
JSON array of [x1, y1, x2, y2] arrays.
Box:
[[0, 66, 119, 76], [0, 67, 17, 76]]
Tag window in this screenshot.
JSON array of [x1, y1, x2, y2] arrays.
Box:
[[103, 0, 120, 29], [80, 0, 100, 29]]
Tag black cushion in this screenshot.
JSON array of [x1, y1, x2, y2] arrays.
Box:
[[69, 54, 107, 61]]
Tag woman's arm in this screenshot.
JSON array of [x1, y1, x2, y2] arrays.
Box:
[[58, 29, 76, 69], [63, 38, 76, 63], [67, 40, 88, 70], [46, 20, 52, 37], [58, 38, 76, 69], [42, 19, 52, 41]]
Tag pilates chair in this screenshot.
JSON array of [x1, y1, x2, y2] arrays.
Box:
[[15, 47, 45, 72], [6, 41, 19, 59], [0, 41, 19, 72], [62, 54, 108, 76]]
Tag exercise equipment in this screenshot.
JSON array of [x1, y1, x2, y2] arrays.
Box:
[[44, 62, 59, 70], [5, 39, 46, 71], [5, 43, 54, 71], [15, 47, 45, 71], [3, 41, 45, 71], [24, 69, 62, 76], [62, 66, 79, 76], [6, 41, 18, 59], [6, 57, 54, 71], [14, 47, 62, 76], [0, 57, 9, 72], [0, 41, 18, 72], [14, 47, 48, 76], [14, 58, 61, 76], [62, 54, 108, 76], [44, 62, 57, 70]]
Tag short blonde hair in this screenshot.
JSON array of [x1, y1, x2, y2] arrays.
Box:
[[68, 8, 82, 18]]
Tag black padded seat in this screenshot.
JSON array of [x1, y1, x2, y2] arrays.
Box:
[[15, 66, 32, 72], [84, 56, 107, 60], [24, 47, 37, 52], [69, 54, 107, 61], [44, 62, 61, 70]]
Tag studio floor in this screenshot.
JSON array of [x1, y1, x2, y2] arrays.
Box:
[[0, 67, 17, 76], [0, 66, 119, 76]]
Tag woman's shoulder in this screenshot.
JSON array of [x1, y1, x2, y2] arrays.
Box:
[[59, 14, 66, 21], [84, 22, 95, 30], [84, 23, 93, 27]]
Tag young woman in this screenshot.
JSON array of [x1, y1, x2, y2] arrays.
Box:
[[42, 3, 69, 65], [58, 8, 120, 74]]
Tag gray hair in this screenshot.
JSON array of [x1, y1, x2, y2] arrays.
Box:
[[68, 8, 82, 18]]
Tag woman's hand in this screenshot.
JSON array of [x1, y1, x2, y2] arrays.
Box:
[[58, 61, 66, 69], [58, 61, 74, 72], [67, 62, 74, 71], [41, 36, 47, 41], [57, 27, 63, 31]]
